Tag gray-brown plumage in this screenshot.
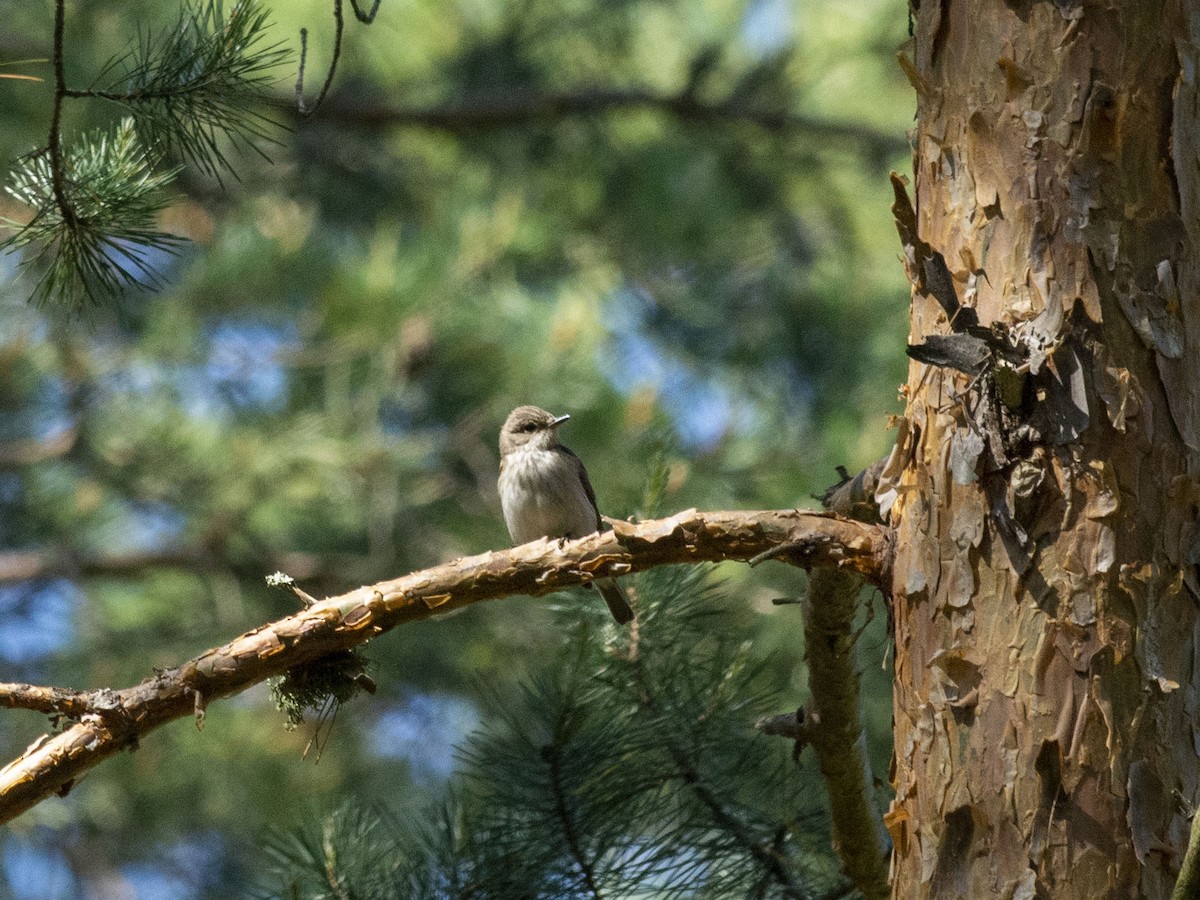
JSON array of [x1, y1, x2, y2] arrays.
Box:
[[498, 405, 634, 624]]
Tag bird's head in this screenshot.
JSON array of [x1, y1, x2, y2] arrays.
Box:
[[499, 405, 570, 455]]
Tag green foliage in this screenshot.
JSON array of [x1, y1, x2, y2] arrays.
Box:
[[1, 0, 287, 310], [261, 802, 407, 900], [4, 119, 181, 307], [99, 0, 289, 177], [257, 570, 849, 899]]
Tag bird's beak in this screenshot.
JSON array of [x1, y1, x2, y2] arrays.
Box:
[[551, 414, 570, 427]]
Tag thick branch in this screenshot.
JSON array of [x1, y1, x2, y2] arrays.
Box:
[[0, 547, 213, 582], [802, 569, 890, 899], [293, 89, 907, 157], [0, 508, 890, 825], [0, 428, 78, 466], [0, 545, 353, 585], [1174, 809, 1200, 900]]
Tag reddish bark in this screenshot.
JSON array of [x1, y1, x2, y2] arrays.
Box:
[[889, 2, 1200, 896]]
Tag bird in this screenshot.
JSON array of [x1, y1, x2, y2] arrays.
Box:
[[498, 405, 634, 624]]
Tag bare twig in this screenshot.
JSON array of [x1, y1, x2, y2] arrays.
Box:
[[348, 0, 381, 22], [295, 0, 344, 117], [296, 0, 381, 117], [47, 0, 75, 228], [0, 508, 891, 825]]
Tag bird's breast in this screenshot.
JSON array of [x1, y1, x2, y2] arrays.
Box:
[[499, 448, 597, 544]]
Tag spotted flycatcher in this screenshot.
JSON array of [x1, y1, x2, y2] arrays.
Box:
[[498, 405, 634, 624]]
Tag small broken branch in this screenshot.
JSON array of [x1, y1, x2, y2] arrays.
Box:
[[821, 458, 888, 524], [756, 708, 809, 742], [0, 683, 95, 719], [0, 508, 891, 825], [756, 707, 812, 762]]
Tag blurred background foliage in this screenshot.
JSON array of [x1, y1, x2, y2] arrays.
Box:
[[0, 0, 911, 895]]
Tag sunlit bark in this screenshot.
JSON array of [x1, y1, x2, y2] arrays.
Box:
[[0, 508, 888, 825], [889, 1, 1200, 896]]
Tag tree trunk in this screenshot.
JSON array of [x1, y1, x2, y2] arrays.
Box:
[[889, 1, 1200, 896]]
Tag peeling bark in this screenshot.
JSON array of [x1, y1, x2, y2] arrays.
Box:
[[0, 683, 98, 718], [0, 508, 889, 826], [891, 2, 1200, 896]]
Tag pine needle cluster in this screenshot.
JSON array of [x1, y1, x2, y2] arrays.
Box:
[[256, 569, 852, 899], [92, 1, 288, 178], [5, 119, 181, 308], [1, 1, 287, 309]]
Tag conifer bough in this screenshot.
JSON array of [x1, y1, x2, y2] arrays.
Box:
[[1, 0, 287, 308]]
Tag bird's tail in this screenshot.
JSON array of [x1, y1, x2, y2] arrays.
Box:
[[595, 578, 634, 624]]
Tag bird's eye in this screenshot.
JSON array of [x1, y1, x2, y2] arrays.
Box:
[[521, 423, 538, 433]]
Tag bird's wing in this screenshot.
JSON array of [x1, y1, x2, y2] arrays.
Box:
[[560, 444, 603, 531]]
